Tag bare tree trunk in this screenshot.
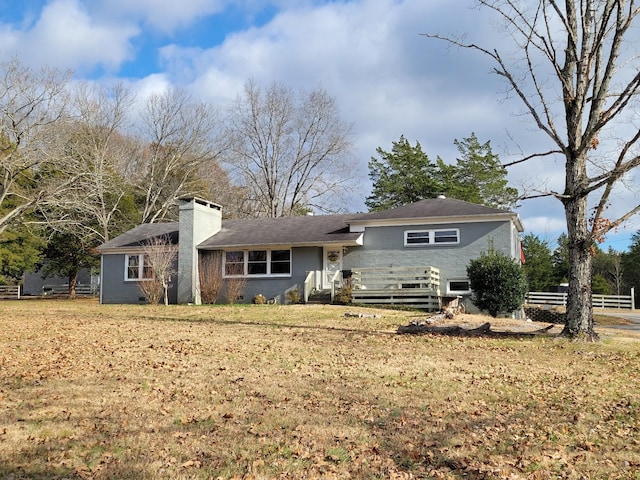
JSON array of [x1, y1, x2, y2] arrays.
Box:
[[562, 194, 596, 340], [163, 281, 169, 306], [68, 271, 78, 300]]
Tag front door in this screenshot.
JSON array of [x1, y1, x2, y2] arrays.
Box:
[[323, 247, 343, 289]]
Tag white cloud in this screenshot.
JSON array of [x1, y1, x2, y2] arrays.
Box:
[[0, 0, 138, 73], [157, 0, 539, 202], [130, 73, 172, 101], [2, 0, 639, 245], [520, 213, 567, 240], [92, 0, 226, 33]]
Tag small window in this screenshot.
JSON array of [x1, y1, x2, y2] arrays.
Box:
[[448, 280, 471, 294], [125, 254, 153, 281], [405, 229, 459, 246], [434, 230, 459, 244], [127, 254, 140, 280], [406, 231, 430, 245], [142, 256, 153, 279]]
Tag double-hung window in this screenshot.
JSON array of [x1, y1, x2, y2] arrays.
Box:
[[125, 254, 153, 281], [404, 229, 459, 246], [224, 249, 291, 277]]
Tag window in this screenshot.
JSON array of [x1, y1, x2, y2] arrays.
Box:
[[125, 254, 153, 281], [448, 279, 471, 294], [224, 249, 291, 277], [225, 251, 245, 276], [405, 229, 459, 246], [434, 229, 459, 244], [248, 250, 267, 275], [406, 231, 431, 245], [270, 250, 291, 274]]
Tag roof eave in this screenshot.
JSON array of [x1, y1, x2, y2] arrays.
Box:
[[198, 234, 364, 250], [349, 213, 521, 228]]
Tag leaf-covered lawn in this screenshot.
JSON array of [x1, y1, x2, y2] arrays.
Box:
[[1, 300, 639, 479]]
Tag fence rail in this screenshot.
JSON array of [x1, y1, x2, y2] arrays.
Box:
[[526, 289, 635, 310], [42, 284, 99, 296], [0, 285, 20, 299], [351, 266, 441, 310], [351, 266, 440, 291]]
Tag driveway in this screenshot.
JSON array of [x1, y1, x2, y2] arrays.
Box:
[[596, 310, 640, 332]]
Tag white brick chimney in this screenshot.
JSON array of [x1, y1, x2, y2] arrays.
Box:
[[177, 198, 222, 304]]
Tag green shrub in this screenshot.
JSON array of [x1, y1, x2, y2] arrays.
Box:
[[467, 248, 528, 317]]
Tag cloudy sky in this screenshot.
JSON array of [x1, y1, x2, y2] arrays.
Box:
[[2, 0, 638, 251]]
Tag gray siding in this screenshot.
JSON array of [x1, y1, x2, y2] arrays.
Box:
[[100, 254, 178, 304], [207, 246, 322, 304], [343, 220, 515, 290]]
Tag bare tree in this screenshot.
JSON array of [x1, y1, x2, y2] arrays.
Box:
[[223, 263, 247, 304], [51, 82, 137, 243], [224, 80, 355, 217], [197, 161, 249, 219], [140, 235, 178, 305], [427, 1, 640, 340], [0, 59, 74, 235], [198, 251, 224, 304], [131, 88, 225, 223], [607, 249, 624, 296]]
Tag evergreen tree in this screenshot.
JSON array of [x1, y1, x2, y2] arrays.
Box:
[[0, 223, 44, 284], [42, 232, 99, 298], [450, 133, 519, 210], [551, 233, 570, 284], [622, 232, 640, 307], [366, 134, 518, 212], [521, 233, 554, 291], [365, 136, 441, 211]]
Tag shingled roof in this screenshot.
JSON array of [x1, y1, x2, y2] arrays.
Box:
[[98, 222, 179, 251], [352, 197, 515, 221], [198, 214, 362, 249], [98, 197, 522, 252]]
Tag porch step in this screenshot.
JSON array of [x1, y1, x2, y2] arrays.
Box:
[[307, 290, 332, 304]]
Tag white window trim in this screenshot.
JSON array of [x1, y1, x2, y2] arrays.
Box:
[[223, 249, 292, 278], [404, 228, 460, 247], [124, 254, 152, 282], [447, 279, 472, 295]]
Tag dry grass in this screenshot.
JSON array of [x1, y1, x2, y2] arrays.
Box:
[[1, 299, 640, 479]]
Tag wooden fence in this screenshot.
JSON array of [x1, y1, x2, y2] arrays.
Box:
[[0, 285, 20, 299], [526, 289, 635, 310], [42, 284, 99, 296]]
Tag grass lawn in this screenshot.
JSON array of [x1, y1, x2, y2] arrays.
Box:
[[1, 299, 639, 479]]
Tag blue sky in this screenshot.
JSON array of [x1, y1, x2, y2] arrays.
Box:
[[1, 0, 638, 251]]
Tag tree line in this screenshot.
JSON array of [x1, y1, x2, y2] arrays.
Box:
[[522, 233, 637, 301], [0, 57, 526, 292], [0, 60, 355, 291]]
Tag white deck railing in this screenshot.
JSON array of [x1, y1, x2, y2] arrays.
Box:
[[351, 266, 440, 291], [350, 266, 441, 310], [303, 270, 322, 303]]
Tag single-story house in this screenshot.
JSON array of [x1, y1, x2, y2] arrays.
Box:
[[97, 196, 524, 310]]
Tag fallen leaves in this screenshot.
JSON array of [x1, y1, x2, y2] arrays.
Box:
[[1, 300, 639, 478]]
